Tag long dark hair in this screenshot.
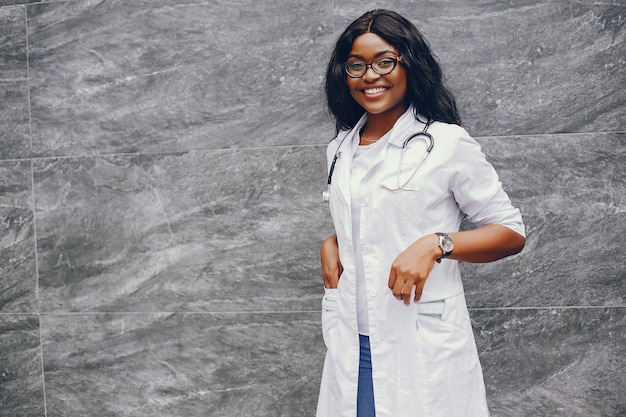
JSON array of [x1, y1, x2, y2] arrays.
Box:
[[325, 9, 461, 133]]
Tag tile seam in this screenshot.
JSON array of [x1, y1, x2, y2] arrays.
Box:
[[1, 129, 625, 164], [4, 305, 624, 316], [24, 3, 48, 415]]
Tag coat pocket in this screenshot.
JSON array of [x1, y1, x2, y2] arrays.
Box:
[[415, 295, 475, 340], [321, 288, 338, 348], [415, 294, 478, 368], [414, 294, 488, 415]]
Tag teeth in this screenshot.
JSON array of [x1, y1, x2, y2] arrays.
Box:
[[364, 87, 387, 94]]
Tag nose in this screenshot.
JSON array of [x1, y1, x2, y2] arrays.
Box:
[[362, 65, 382, 81]]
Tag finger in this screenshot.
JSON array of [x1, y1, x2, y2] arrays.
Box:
[[392, 280, 404, 298], [413, 278, 426, 302], [402, 285, 412, 305], [388, 270, 397, 289]]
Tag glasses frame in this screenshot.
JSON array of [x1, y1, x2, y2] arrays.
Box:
[[343, 56, 402, 78]]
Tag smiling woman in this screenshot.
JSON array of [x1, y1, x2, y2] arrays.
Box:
[[344, 33, 408, 144], [317, 9, 526, 417]]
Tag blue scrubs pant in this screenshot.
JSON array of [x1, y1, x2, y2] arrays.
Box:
[[357, 334, 376, 417]]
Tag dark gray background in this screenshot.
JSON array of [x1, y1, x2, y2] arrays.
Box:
[[0, 0, 624, 416]]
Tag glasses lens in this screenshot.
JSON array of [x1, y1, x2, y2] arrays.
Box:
[[373, 58, 397, 75], [344, 57, 398, 78], [345, 62, 366, 77]]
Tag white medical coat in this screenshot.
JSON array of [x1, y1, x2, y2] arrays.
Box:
[[317, 108, 525, 417]]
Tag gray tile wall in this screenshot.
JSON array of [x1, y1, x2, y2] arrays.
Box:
[[0, 0, 624, 416]]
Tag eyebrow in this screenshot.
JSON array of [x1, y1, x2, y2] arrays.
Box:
[[347, 50, 397, 60]]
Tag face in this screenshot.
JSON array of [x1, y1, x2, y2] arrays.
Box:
[[346, 33, 408, 122]]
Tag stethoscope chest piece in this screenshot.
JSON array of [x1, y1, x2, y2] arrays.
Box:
[[322, 188, 330, 202]]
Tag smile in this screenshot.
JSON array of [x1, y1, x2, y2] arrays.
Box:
[[363, 87, 388, 94]]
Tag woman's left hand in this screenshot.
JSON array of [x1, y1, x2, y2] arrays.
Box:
[[388, 234, 441, 304], [387, 225, 526, 304]]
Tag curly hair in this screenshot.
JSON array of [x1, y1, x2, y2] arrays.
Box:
[[325, 9, 461, 133]]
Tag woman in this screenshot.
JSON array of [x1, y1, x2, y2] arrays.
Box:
[[317, 9, 525, 417]]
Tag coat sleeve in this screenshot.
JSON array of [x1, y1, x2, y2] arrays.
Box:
[[449, 129, 526, 237]]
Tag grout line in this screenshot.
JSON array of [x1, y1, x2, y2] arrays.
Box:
[[474, 130, 626, 140], [0, 143, 331, 164], [29, 159, 47, 417], [0, 305, 622, 317], [468, 305, 625, 311], [0, 129, 625, 165], [24, 0, 69, 5], [25, 4, 48, 416], [36, 310, 324, 315]]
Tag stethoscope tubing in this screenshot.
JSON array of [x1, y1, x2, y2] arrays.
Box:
[[323, 120, 434, 201], [392, 129, 433, 191]]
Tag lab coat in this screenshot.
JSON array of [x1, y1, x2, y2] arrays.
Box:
[[316, 108, 525, 417]]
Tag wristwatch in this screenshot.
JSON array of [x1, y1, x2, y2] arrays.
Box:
[[435, 232, 454, 259]]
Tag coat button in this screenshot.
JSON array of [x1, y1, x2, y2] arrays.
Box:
[[373, 334, 381, 342]]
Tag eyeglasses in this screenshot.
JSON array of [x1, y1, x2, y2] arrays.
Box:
[[344, 56, 401, 78]]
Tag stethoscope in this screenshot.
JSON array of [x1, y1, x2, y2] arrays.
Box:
[[323, 120, 434, 202]]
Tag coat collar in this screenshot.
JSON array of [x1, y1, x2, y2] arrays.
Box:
[[329, 107, 431, 211], [388, 107, 430, 148], [333, 106, 431, 176], [346, 107, 429, 150]]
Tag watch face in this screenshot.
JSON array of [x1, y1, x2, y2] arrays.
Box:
[[442, 237, 454, 252]]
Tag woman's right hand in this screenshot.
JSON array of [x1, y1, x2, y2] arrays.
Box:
[[320, 234, 342, 289]]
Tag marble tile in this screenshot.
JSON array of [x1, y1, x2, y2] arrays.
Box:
[[37, 307, 626, 417], [27, 0, 336, 157], [334, 0, 626, 136], [0, 4, 26, 78], [41, 311, 324, 417], [462, 132, 625, 308], [0, 314, 45, 417], [0, 4, 30, 160], [33, 131, 624, 313], [34, 146, 333, 313], [0, 0, 621, 415], [473, 306, 626, 416], [0, 161, 37, 313]]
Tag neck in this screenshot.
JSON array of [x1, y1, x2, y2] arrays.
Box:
[[360, 104, 409, 144]]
